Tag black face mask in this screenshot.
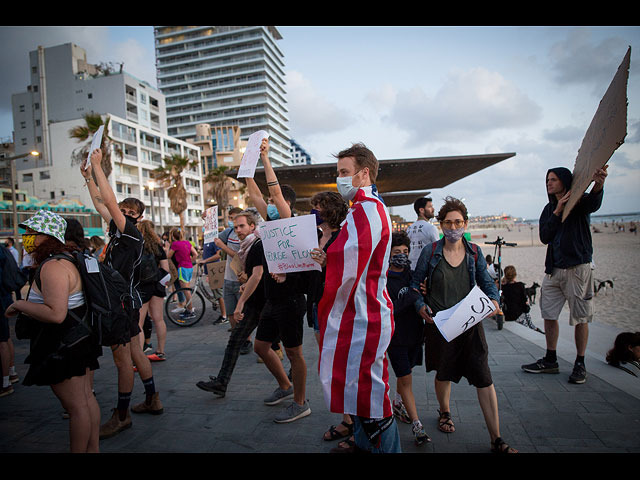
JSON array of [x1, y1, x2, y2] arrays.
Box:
[[124, 214, 139, 225]]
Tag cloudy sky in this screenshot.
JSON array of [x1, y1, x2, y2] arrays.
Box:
[[1, 26, 639, 221]]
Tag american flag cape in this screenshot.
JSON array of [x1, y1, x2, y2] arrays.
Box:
[[317, 185, 394, 419]]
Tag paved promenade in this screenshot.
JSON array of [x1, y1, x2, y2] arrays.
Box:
[[1, 303, 639, 454]]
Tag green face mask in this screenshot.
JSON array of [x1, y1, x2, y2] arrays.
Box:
[[22, 234, 37, 254]]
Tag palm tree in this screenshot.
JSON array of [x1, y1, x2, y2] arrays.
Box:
[[69, 113, 122, 178], [203, 165, 232, 226], [153, 154, 199, 232]]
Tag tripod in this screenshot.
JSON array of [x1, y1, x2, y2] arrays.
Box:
[[485, 236, 517, 330]]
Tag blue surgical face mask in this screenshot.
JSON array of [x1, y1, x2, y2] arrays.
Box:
[[310, 208, 324, 226], [228, 220, 234, 228], [267, 204, 280, 220]]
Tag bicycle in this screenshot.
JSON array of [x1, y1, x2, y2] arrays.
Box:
[[164, 262, 221, 327], [485, 236, 517, 330]]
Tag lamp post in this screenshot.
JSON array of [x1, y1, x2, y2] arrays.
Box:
[[5, 150, 40, 241], [148, 180, 156, 225]]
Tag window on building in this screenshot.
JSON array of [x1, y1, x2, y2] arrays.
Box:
[[23, 173, 33, 182], [39, 171, 50, 180]]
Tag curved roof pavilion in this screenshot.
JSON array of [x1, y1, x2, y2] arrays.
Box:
[[229, 152, 516, 209]]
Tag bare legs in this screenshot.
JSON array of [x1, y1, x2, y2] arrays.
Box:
[[51, 369, 100, 453]]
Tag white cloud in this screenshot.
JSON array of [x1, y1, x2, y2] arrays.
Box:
[[384, 67, 542, 146], [285, 70, 355, 138]]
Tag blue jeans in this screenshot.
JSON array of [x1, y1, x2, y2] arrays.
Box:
[[223, 280, 241, 317], [353, 416, 402, 453]]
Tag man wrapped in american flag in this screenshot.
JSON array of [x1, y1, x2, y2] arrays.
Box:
[[317, 143, 401, 453]]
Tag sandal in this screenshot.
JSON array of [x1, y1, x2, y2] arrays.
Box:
[[330, 436, 356, 453], [491, 437, 518, 454], [323, 420, 354, 441], [437, 409, 455, 433]]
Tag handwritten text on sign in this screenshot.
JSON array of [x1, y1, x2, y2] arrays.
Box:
[[258, 214, 321, 273], [433, 285, 497, 342]]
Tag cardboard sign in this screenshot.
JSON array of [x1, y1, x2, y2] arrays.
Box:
[[84, 125, 104, 170], [258, 214, 321, 274], [203, 206, 219, 244], [237, 130, 269, 178], [207, 261, 226, 290], [563, 47, 630, 222], [433, 285, 497, 342]]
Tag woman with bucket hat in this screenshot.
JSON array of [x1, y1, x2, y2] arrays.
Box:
[[4, 210, 101, 453]]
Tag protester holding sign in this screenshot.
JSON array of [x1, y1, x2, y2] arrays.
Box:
[[410, 196, 516, 454], [245, 138, 311, 424], [522, 166, 607, 384]]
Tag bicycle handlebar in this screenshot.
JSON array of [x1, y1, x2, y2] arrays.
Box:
[[485, 236, 517, 247]]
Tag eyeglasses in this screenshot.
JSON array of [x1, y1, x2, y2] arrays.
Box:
[[441, 219, 465, 228]]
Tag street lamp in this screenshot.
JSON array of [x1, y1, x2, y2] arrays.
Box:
[[5, 150, 40, 241]]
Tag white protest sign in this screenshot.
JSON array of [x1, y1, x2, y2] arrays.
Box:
[[203, 205, 218, 244], [433, 285, 497, 342], [84, 125, 105, 170], [258, 214, 321, 274], [237, 130, 269, 178]]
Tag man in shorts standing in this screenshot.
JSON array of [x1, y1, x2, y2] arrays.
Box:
[[81, 149, 163, 439], [522, 165, 608, 384]]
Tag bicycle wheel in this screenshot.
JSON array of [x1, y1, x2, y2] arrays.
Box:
[[165, 288, 206, 327]]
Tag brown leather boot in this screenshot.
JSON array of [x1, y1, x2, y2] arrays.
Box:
[[131, 392, 164, 415], [99, 408, 132, 439]]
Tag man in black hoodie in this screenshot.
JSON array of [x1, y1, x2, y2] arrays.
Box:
[[522, 165, 608, 384]]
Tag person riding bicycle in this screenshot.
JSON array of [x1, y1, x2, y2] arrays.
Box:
[[168, 229, 198, 320]]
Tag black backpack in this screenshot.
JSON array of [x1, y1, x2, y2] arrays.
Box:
[[0, 245, 28, 292], [34, 251, 133, 346], [139, 251, 159, 284]]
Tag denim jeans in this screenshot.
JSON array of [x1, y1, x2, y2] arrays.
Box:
[[223, 280, 241, 317], [353, 416, 402, 453]]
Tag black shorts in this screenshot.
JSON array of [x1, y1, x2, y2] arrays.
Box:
[[108, 307, 140, 347], [387, 343, 423, 378], [139, 282, 166, 304], [256, 294, 306, 349]]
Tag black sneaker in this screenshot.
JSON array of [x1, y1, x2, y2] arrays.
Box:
[[521, 358, 559, 374], [240, 340, 252, 355], [213, 316, 228, 325], [196, 377, 227, 397], [569, 362, 587, 384]]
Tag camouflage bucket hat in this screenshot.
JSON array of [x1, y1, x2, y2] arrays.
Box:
[[19, 209, 67, 244]]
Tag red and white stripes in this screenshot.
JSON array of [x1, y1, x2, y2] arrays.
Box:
[[318, 186, 394, 419]]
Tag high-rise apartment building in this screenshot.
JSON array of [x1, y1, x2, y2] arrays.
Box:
[[154, 26, 291, 166]]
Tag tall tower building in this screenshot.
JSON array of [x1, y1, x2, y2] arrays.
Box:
[[154, 26, 291, 166]]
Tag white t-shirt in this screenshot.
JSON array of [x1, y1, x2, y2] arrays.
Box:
[[407, 219, 439, 270]]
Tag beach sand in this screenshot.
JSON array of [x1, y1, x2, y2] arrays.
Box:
[[469, 223, 640, 332]]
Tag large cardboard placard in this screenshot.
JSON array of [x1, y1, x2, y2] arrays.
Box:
[[433, 286, 497, 342], [237, 130, 269, 178], [207, 261, 226, 290], [258, 214, 321, 274], [563, 47, 631, 222]]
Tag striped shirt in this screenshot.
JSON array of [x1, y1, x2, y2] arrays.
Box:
[[317, 185, 394, 419]]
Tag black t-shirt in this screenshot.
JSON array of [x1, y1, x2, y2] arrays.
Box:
[[105, 218, 144, 308], [387, 268, 424, 347], [244, 239, 266, 309]]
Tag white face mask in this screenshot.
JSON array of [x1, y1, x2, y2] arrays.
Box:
[[336, 169, 365, 201], [336, 176, 358, 201]]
